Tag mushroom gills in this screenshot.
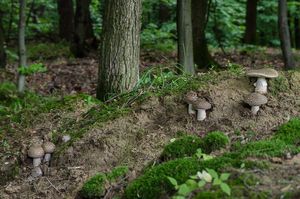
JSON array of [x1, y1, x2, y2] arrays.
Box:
[[188, 104, 196, 115], [197, 109, 206, 121], [254, 77, 268, 94], [251, 106, 260, 115]]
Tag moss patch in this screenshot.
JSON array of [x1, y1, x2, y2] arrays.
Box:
[[202, 131, 229, 153], [273, 118, 300, 145]]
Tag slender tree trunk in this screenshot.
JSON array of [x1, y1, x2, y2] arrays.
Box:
[[72, 0, 95, 57], [295, 15, 300, 49], [57, 0, 74, 41], [177, 0, 194, 74], [192, 0, 215, 69], [0, 10, 6, 69], [96, 0, 141, 100], [18, 0, 27, 92], [243, 0, 258, 44], [278, 0, 295, 69]]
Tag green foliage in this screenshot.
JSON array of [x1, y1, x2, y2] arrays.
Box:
[[274, 118, 300, 145], [18, 63, 47, 76], [0, 82, 17, 101], [202, 131, 229, 153], [269, 75, 290, 96], [160, 136, 204, 160], [27, 42, 73, 60], [226, 62, 245, 76], [106, 166, 129, 182]]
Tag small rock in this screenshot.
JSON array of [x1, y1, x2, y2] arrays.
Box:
[[62, 135, 71, 143], [270, 157, 283, 164], [285, 152, 292, 159]]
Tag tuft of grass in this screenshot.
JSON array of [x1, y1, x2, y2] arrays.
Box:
[[273, 118, 300, 145], [269, 75, 290, 96]]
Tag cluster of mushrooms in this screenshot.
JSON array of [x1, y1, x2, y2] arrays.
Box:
[[27, 141, 55, 177], [244, 68, 278, 115], [184, 68, 279, 119]]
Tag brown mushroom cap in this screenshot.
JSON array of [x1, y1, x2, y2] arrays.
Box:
[[184, 91, 198, 104], [192, 99, 212, 110], [28, 145, 45, 158], [247, 68, 279, 78], [244, 93, 268, 106], [42, 142, 55, 153]]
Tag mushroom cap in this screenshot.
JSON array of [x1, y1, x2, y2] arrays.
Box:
[[28, 145, 45, 158], [244, 93, 268, 106], [42, 142, 55, 153], [247, 68, 279, 78], [184, 91, 198, 104], [192, 99, 212, 110]]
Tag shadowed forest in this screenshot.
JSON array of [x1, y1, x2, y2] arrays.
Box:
[[1, 0, 300, 198]]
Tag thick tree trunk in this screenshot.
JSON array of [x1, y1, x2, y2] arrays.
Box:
[[18, 0, 27, 92], [192, 0, 214, 69], [278, 0, 295, 69], [295, 16, 300, 49], [72, 0, 95, 57], [243, 0, 258, 44], [96, 0, 141, 100], [57, 0, 74, 41], [177, 0, 194, 74], [0, 10, 6, 69]]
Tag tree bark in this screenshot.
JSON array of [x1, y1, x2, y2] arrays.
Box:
[[72, 0, 95, 57], [57, 0, 74, 42], [192, 0, 215, 69], [278, 0, 295, 69], [158, 1, 171, 25], [177, 0, 194, 74], [0, 9, 6, 69], [243, 0, 258, 44], [96, 0, 141, 100], [295, 14, 300, 49], [18, 0, 27, 92]]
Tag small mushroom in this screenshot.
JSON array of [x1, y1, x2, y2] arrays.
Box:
[[192, 99, 212, 121], [184, 91, 198, 115], [247, 68, 278, 94], [31, 166, 43, 177], [244, 93, 268, 115], [42, 142, 55, 163], [28, 144, 45, 167]]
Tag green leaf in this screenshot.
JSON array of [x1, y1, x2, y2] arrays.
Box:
[[178, 184, 191, 196], [198, 180, 206, 188], [220, 183, 231, 196], [186, 179, 198, 190], [213, 178, 222, 186], [167, 177, 178, 187], [220, 173, 230, 181], [172, 196, 186, 199], [206, 168, 218, 179]]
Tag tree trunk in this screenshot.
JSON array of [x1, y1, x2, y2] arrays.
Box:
[[0, 9, 6, 69], [177, 0, 194, 74], [192, 0, 215, 69], [57, 0, 74, 41], [243, 0, 258, 44], [72, 0, 95, 57], [158, 1, 171, 26], [96, 0, 141, 100], [295, 15, 300, 49], [278, 0, 295, 69], [18, 0, 27, 92]]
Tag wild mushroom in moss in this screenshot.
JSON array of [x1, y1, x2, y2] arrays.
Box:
[[244, 93, 268, 115], [28, 144, 45, 167], [247, 68, 278, 94], [192, 99, 212, 121], [184, 91, 198, 115], [42, 141, 55, 164]]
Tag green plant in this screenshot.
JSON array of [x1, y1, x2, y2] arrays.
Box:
[[226, 61, 245, 76], [202, 131, 229, 153], [18, 63, 47, 76], [274, 118, 300, 145], [269, 75, 289, 96]]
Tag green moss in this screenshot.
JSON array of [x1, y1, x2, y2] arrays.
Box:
[[80, 173, 106, 199], [202, 131, 229, 153], [274, 118, 300, 145], [269, 75, 290, 96], [160, 136, 204, 160], [106, 166, 128, 182]]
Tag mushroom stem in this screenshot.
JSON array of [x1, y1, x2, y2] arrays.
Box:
[[31, 166, 43, 177], [188, 104, 195, 115], [33, 158, 42, 167], [251, 106, 260, 115], [254, 77, 268, 94], [197, 109, 206, 121], [44, 153, 51, 163]]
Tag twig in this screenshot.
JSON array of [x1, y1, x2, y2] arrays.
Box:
[[46, 177, 61, 194]]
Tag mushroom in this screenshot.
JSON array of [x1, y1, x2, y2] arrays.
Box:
[[247, 68, 278, 94], [28, 144, 45, 167], [31, 166, 43, 177], [42, 141, 55, 163], [184, 91, 198, 115], [244, 93, 268, 115], [192, 99, 212, 121]]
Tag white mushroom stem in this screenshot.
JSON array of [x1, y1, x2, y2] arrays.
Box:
[[31, 166, 43, 177], [251, 106, 260, 115], [33, 158, 42, 167], [254, 77, 268, 94], [188, 104, 196, 115], [197, 109, 206, 121], [44, 153, 51, 163]]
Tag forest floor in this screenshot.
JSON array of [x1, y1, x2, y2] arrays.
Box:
[[1, 47, 300, 198]]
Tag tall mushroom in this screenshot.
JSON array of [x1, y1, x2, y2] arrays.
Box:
[[42, 141, 55, 164], [184, 91, 198, 115], [192, 99, 212, 121], [247, 68, 278, 94], [244, 93, 268, 115], [28, 144, 44, 177]]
